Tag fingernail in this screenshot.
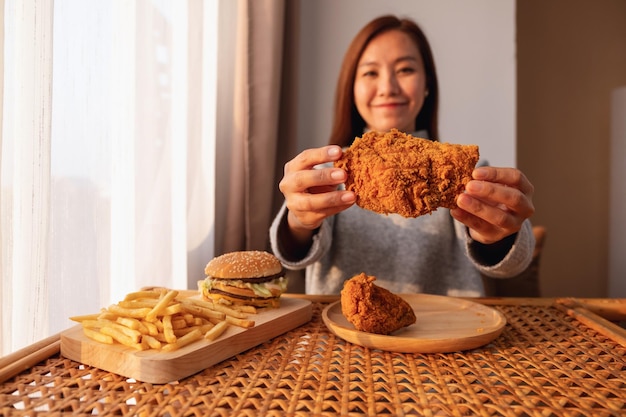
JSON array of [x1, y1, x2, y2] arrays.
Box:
[[331, 170, 344, 180], [473, 167, 488, 179], [328, 146, 341, 157], [341, 192, 355, 203], [456, 193, 471, 206], [466, 181, 483, 192]]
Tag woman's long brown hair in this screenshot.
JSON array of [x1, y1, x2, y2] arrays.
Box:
[[328, 15, 439, 147]]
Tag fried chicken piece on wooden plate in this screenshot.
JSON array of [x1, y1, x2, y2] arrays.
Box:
[[340, 273, 416, 335]]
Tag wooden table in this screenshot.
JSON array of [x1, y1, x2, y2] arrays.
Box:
[[1, 295, 625, 416]]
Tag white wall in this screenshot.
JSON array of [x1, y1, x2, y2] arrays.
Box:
[[296, 0, 516, 167]]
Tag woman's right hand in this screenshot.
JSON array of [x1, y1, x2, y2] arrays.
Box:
[[279, 145, 356, 243]]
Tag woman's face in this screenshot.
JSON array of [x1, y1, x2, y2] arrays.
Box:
[[353, 29, 427, 134]]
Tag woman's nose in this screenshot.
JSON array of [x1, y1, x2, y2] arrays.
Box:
[[378, 73, 400, 96]]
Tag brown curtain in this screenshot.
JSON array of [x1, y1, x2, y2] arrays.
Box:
[[219, 0, 300, 254]]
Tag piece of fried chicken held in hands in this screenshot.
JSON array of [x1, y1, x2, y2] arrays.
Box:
[[335, 129, 479, 217], [341, 273, 416, 335]]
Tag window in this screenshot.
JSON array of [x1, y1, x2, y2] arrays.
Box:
[[1, 0, 219, 356]]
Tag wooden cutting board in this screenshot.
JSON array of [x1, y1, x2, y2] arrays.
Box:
[[60, 296, 312, 384]]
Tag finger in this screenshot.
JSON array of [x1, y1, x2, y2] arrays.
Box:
[[450, 206, 517, 245], [284, 146, 343, 174], [464, 180, 535, 218], [280, 167, 348, 194], [288, 190, 355, 215], [456, 193, 522, 231], [450, 208, 502, 244], [287, 191, 355, 230], [472, 167, 534, 196]]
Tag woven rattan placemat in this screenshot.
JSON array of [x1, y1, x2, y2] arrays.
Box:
[[1, 301, 625, 416]]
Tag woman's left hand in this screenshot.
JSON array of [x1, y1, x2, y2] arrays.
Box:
[[450, 166, 535, 244]]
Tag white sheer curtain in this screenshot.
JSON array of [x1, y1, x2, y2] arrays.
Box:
[[1, 0, 219, 356]]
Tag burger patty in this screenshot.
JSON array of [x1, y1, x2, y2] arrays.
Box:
[[210, 270, 284, 284], [209, 288, 276, 300]]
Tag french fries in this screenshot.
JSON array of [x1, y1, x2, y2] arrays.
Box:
[[70, 288, 258, 352], [204, 321, 229, 341]]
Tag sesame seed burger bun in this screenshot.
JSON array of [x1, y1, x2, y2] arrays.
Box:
[[200, 251, 287, 308], [204, 251, 283, 279]]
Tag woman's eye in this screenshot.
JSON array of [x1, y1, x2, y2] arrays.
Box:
[[361, 70, 377, 77], [398, 67, 416, 74]]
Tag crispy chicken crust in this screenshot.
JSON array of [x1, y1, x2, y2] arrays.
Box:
[[335, 129, 479, 217], [340, 273, 416, 335]]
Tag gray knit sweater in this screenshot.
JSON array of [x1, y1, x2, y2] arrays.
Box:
[[269, 202, 535, 297]]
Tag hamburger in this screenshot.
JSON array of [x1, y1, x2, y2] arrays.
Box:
[[200, 251, 287, 308]]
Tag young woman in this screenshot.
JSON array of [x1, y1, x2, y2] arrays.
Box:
[[270, 15, 535, 296]]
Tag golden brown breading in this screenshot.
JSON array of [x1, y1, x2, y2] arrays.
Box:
[[334, 129, 479, 217], [340, 273, 416, 335]]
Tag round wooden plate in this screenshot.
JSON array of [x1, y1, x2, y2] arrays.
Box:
[[322, 294, 506, 353]]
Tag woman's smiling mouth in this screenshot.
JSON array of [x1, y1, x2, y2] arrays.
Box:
[[373, 101, 407, 108]]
